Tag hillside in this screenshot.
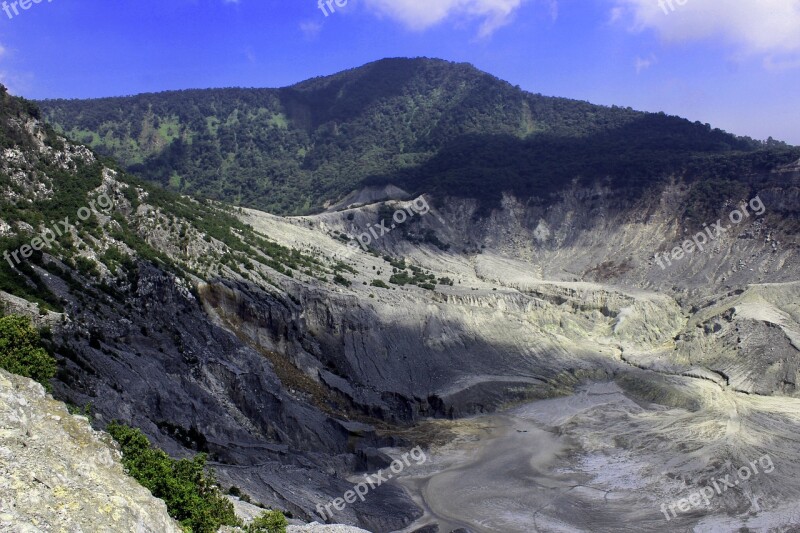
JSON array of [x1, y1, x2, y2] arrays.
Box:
[[38, 58, 795, 215], [4, 75, 800, 531], [1, 84, 423, 530]]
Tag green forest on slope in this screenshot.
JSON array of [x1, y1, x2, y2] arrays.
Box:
[[38, 58, 797, 215], [0, 85, 332, 313]]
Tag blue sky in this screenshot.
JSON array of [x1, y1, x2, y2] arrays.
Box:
[[1, 0, 799, 143]]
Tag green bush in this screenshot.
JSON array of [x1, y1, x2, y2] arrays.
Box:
[[246, 510, 287, 533], [332, 274, 351, 287], [106, 423, 239, 533], [74, 256, 100, 279], [0, 314, 57, 390]]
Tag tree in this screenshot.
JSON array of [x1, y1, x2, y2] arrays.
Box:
[[0, 314, 57, 390], [106, 423, 240, 533]]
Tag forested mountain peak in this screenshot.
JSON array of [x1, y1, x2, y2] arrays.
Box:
[[38, 59, 794, 215]]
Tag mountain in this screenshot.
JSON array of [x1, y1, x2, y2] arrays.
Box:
[[38, 58, 796, 215], [0, 84, 423, 530], [4, 68, 800, 532]]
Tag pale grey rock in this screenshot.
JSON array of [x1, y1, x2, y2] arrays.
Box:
[[226, 495, 266, 524], [2, 109, 798, 531], [325, 185, 410, 212], [0, 369, 182, 533]]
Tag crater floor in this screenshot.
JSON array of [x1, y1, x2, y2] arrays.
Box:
[[392, 380, 800, 532]]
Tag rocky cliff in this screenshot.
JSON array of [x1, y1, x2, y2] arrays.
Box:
[[2, 82, 799, 531], [0, 368, 183, 532]]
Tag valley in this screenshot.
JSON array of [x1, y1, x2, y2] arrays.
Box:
[[1, 58, 799, 531], [392, 380, 800, 532]]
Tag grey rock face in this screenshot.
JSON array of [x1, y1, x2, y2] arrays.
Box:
[[3, 110, 798, 531], [0, 369, 183, 533], [39, 172, 799, 530], [46, 263, 420, 531]]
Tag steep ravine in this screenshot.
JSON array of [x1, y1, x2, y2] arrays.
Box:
[[60, 172, 785, 530], [0, 85, 800, 533], [35, 179, 800, 530], [3, 100, 798, 530]]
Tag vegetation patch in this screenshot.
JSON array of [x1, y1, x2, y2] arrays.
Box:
[[106, 422, 242, 533], [0, 314, 57, 390]]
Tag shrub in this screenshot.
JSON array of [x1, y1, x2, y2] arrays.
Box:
[[388, 271, 410, 286], [75, 256, 101, 278], [106, 423, 239, 533], [246, 510, 288, 533], [332, 274, 351, 287], [0, 314, 57, 390]]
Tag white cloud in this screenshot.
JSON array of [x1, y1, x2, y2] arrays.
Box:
[[612, 0, 800, 60], [635, 54, 657, 73], [362, 0, 529, 37], [0, 71, 16, 93], [300, 20, 323, 40]]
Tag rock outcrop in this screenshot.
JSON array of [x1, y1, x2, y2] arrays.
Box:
[[0, 369, 182, 532]]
